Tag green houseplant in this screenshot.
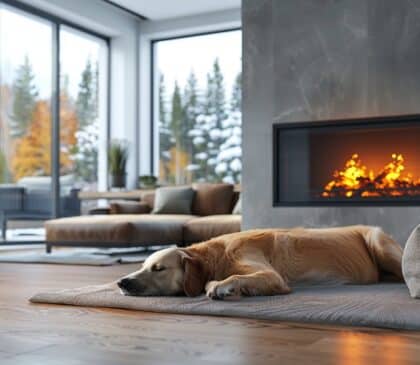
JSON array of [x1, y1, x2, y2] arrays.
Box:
[[108, 140, 129, 188], [138, 175, 158, 189]]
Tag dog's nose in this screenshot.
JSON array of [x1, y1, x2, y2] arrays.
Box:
[[118, 278, 133, 290]]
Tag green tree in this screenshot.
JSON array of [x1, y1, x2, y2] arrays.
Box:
[[182, 71, 200, 181], [10, 55, 39, 138], [169, 81, 190, 184], [75, 59, 97, 129], [231, 72, 242, 111], [208, 59, 227, 128], [158, 74, 174, 182], [0, 150, 7, 183], [170, 82, 184, 147]]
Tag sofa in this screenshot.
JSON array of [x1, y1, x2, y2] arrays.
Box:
[[0, 175, 81, 240], [45, 183, 241, 253]]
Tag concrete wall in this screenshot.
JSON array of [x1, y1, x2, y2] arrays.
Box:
[[242, 0, 420, 244]]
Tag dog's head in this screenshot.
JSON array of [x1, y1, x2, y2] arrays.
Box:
[[117, 248, 208, 297]]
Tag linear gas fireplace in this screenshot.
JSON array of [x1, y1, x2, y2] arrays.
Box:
[[273, 115, 420, 206]]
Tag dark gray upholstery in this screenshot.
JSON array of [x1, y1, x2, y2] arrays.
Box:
[[0, 183, 80, 240]]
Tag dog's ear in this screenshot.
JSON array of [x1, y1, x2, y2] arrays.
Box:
[[182, 255, 207, 297]]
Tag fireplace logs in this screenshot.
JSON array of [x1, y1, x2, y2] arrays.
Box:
[[322, 153, 420, 198]]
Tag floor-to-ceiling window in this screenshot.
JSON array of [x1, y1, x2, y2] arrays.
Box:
[[0, 4, 53, 185], [60, 26, 108, 192], [0, 1, 109, 242], [0, 3, 53, 241], [153, 29, 242, 185]]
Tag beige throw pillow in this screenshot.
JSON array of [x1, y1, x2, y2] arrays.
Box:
[[402, 224, 420, 298]]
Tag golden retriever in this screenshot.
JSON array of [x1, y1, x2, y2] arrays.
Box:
[[117, 225, 403, 300]]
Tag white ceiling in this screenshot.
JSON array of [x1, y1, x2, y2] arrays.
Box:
[[109, 0, 241, 20]]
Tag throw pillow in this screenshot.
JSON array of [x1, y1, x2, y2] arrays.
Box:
[[152, 186, 195, 215], [192, 183, 234, 216], [110, 201, 151, 215], [402, 224, 420, 298]]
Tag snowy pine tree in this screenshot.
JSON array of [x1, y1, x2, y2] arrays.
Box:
[[10, 55, 39, 138], [159, 59, 242, 184], [215, 72, 242, 183], [191, 59, 227, 182]]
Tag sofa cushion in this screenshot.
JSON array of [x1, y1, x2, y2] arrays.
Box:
[[152, 186, 195, 215], [46, 214, 197, 245], [46, 216, 134, 244], [110, 201, 151, 215], [192, 183, 234, 216], [141, 192, 155, 210], [183, 215, 241, 244], [402, 224, 420, 298]]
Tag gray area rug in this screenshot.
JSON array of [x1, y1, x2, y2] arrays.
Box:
[[30, 283, 420, 330], [0, 246, 168, 266]]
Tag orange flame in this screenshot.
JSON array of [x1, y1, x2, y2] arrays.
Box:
[[322, 153, 420, 198]]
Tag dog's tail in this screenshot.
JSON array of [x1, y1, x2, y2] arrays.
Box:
[[362, 226, 403, 282]]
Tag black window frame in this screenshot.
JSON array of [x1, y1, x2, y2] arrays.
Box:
[[150, 27, 242, 176], [0, 0, 111, 218]]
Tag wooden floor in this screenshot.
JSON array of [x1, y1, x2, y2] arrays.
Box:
[[1, 262, 420, 365]]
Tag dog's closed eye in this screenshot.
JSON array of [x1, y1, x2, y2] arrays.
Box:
[[151, 264, 166, 272]]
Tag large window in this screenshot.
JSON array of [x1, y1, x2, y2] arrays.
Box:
[[60, 26, 108, 192], [0, 4, 53, 185], [0, 1, 108, 241], [154, 30, 242, 185]]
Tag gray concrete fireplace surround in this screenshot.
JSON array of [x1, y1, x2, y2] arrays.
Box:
[[242, 0, 420, 245]]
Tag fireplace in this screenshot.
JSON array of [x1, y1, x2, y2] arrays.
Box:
[[273, 115, 420, 206]]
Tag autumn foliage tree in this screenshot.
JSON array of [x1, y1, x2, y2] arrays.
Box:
[[11, 95, 78, 180]]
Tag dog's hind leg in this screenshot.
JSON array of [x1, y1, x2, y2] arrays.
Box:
[[363, 227, 403, 282], [205, 270, 291, 300]]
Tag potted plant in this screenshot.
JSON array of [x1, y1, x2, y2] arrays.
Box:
[[108, 140, 128, 188], [138, 175, 158, 189]]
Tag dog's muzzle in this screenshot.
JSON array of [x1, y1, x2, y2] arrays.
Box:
[[117, 278, 143, 295]]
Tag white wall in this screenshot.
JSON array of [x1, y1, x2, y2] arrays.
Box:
[[138, 8, 241, 176], [17, 0, 141, 189]]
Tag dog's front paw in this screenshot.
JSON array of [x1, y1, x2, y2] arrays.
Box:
[[205, 281, 240, 300]]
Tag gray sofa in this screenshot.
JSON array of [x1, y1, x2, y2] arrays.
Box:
[[0, 175, 80, 240]]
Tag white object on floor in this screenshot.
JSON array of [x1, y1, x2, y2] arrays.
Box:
[[402, 224, 420, 298]]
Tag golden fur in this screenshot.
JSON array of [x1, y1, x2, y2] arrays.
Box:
[[118, 225, 403, 300]]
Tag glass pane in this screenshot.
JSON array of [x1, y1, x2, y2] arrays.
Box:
[[59, 26, 108, 193], [0, 4, 53, 241], [155, 30, 242, 185]]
